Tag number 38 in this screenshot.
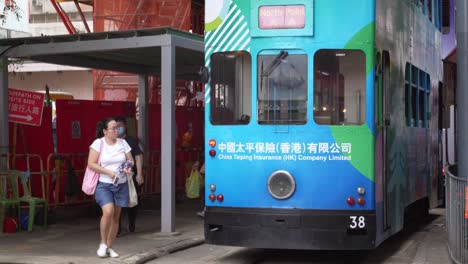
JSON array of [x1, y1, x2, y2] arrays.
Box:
[[349, 216, 366, 229]]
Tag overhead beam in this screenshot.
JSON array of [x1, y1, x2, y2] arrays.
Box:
[[4, 35, 172, 58], [30, 54, 152, 74], [171, 35, 204, 52]]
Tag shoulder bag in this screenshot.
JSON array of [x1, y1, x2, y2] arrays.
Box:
[[82, 139, 103, 195]]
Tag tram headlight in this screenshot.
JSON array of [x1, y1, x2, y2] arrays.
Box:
[[267, 170, 296, 200]]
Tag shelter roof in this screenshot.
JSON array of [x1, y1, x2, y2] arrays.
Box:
[[0, 27, 204, 80]]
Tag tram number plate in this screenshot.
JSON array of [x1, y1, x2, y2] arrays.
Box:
[[349, 216, 366, 229]]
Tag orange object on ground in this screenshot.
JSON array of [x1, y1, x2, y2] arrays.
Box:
[[465, 186, 468, 219]]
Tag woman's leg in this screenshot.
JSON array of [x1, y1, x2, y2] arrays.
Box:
[[100, 203, 114, 244], [106, 206, 122, 248]]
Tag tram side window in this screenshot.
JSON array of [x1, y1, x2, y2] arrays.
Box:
[[411, 66, 418, 126], [210, 51, 252, 125], [405, 63, 430, 128], [313, 49, 366, 125], [427, 0, 432, 22], [405, 64, 410, 126], [257, 50, 307, 124]]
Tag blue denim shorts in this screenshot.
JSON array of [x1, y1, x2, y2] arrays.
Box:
[[95, 181, 129, 208]]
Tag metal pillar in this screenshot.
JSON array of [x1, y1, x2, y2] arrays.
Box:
[[457, 0, 468, 178], [161, 43, 176, 233], [137, 74, 149, 164], [0, 57, 8, 170]]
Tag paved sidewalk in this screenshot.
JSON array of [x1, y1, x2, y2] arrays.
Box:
[[0, 198, 204, 264]]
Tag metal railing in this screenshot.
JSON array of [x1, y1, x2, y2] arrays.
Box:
[[446, 164, 468, 264], [0, 148, 203, 209], [46, 152, 90, 208]]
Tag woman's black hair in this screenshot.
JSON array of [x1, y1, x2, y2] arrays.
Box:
[[96, 117, 115, 138]]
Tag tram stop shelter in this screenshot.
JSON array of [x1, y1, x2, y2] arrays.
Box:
[[0, 27, 204, 234]]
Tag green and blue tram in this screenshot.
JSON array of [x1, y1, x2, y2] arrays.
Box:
[[203, 0, 444, 249]]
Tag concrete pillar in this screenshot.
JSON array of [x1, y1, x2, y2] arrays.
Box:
[[160, 43, 176, 233], [137, 74, 149, 173], [0, 57, 8, 170]]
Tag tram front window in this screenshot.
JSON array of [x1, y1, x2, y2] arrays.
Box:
[[210, 51, 252, 125], [257, 50, 308, 124], [313, 49, 366, 125]]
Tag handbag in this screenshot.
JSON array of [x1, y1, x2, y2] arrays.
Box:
[[82, 139, 103, 195], [128, 174, 138, 208]]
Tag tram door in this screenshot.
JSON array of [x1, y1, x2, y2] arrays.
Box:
[[381, 51, 391, 230], [376, 51, 391, 230]]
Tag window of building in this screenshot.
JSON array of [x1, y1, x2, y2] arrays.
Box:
[[257, 49, 308, 124], [442, 0, 451, 33], [210, 51, 252, 125], [313, 49, 366, 125], [5, 0, 14, 8]]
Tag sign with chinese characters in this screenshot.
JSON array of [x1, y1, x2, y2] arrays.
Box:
[[8, 89, 44, 126], [215, 141, 352, 162], [259, 5, 305, 29]]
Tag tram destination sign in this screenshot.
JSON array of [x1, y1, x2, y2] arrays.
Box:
[[8, 88, 44, 126], [259, 5, 305, 29]]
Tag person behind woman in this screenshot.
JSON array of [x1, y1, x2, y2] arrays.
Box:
[[115, 116, 144, 235], [87, 118, 133, 258]]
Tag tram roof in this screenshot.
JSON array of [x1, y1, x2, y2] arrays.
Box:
[[0, 27, 204, 80]]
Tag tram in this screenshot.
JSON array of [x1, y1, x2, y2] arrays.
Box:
[[203, 0, 444, 249]]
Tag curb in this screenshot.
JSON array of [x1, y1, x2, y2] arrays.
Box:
[[112, 237, 205, 264]]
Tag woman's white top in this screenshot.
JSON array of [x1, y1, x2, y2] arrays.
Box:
[[90, 137, 131, 184]]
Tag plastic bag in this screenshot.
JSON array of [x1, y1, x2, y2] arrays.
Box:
[[128, 174, 138, 208], [185, 169, 201, 199]]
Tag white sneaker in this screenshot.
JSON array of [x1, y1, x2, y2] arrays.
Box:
[[97, 243, 108, 258], [196, 211, 205, 217], [108, 248, 119, 258]]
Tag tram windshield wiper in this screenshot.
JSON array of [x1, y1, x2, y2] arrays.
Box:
[[261, 50, 289, 77]]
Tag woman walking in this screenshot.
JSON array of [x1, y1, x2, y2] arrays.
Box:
[[87, 118, 133, 258]]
